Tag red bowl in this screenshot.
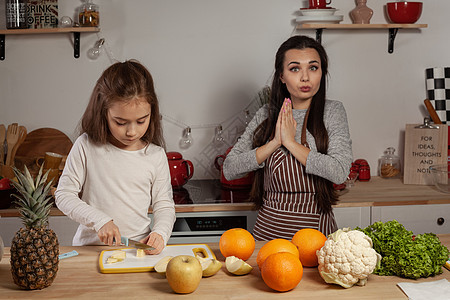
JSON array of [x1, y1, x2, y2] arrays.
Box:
[[386, 2, 422, 24]]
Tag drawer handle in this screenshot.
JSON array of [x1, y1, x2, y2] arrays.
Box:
[[437, 217, 445, 226]]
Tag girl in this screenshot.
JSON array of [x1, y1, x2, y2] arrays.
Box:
[[55, 60, 175, 254], [223, 35, 352, 240]]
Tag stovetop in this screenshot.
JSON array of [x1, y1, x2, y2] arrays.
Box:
[[172, 179, 251, 205]]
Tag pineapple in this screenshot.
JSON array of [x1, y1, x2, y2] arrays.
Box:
[[9, 166, 59, 290]]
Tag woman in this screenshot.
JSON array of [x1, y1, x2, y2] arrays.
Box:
[[223, 35, 352, 240]]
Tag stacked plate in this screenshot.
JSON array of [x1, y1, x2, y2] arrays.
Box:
[[296, 7, 343, 24]]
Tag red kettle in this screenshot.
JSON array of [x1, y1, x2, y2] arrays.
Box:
[[214, 147, 254, 189], [167, 152, 194, 189]]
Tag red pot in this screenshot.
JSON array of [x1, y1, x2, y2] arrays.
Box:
[[167, 152, 194, 188], [214, 147, 254, 189]]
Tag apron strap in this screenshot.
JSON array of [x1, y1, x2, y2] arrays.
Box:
[[301, 105, 311, 148]]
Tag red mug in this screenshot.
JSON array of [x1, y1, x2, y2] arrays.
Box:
[[166, 152, 194, 189], [309, 0, 331, 9]]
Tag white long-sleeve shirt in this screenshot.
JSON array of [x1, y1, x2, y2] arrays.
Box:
[[55, 133, 176, 246]]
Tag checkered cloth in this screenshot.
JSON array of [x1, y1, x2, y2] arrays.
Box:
[[426, 67, 450, 124]]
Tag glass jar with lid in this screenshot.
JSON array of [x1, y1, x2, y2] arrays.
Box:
[[78, 0, 99, 27], [379, 147, 401, 179]]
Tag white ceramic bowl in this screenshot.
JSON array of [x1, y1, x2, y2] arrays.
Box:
[[430, 164, 450, 193], [300, 8, 337, 17]]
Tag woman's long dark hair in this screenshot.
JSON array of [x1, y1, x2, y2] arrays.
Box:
[[250, 35, 338, 214]]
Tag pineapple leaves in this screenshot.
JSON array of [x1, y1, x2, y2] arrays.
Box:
[[11, 166, 54, 228]]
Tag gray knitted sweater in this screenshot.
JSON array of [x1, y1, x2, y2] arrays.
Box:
[[223, 100, 353, 185]]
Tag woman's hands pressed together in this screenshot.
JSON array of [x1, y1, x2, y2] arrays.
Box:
[[256, 98, 310, 166], [279, 98, 297, 148], [280, 98, 311, 165]]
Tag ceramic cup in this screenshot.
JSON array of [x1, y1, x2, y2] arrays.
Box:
[[36, 152, 64, 170], [309, 0, 332, 9], [44, 168, 60, 186]]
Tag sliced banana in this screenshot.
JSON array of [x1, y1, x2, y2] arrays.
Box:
[[225, 255, 253, 275]]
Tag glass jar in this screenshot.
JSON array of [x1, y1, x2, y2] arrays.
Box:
[[379, 147, 401, 179], [78, 0, 99, 27]]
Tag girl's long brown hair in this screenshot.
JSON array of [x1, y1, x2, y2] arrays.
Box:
[[250, 35, 337, 214], [80, 60, 165, 149]]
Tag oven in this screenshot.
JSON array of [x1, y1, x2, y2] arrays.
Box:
[[150, 179, 258, 244]]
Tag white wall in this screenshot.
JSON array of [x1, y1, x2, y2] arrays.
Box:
[[1, 0, 448, 179]]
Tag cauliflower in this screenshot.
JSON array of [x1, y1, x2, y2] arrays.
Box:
[[316, 228, 382, 288]]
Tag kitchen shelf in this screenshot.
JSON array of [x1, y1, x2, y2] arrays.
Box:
[[297, 23, 427, 53], [0, 27, 100, 60]]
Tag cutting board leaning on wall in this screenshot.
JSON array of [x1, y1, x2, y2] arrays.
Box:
[[14, 128, 73, 176]]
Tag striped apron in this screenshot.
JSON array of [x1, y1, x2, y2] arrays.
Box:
[[252, 110, 337, 240]]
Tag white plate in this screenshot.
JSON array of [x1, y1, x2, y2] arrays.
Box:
[[296, 15, 343, 24], [300, 8, 338, 17]]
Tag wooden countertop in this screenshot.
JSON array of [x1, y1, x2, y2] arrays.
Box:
[[336, 176, 450, 207], [1, 235, 449, 299], [1, 177, 450, 217]]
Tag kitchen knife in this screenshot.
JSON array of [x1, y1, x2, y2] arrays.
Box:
[[120, 236, 155, 250]]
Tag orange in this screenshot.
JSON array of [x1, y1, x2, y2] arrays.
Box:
[[219, 228, 255, 261], [291, 228, 327, 267], [260, 252, 303, 292], [256, 239, 299, 268]]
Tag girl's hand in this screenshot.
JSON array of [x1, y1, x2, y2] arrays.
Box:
[[98, 220, 121, 246], [140, 232, 164, 255], [280, 98, 297, 147]]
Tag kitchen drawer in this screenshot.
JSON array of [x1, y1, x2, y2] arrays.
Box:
[[372, 204, 450, 234], [333, 206, 371, 229]]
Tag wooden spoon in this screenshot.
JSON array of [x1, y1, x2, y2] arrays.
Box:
[[424, 99, 442, 124], [9, 126, 27, 168], [0, 124, 5, 165], [5, 123, 19, 167]]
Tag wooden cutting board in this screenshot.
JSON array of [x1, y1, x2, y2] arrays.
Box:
[[14, 128, 73, 173], [99, 244, 216, 274]]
